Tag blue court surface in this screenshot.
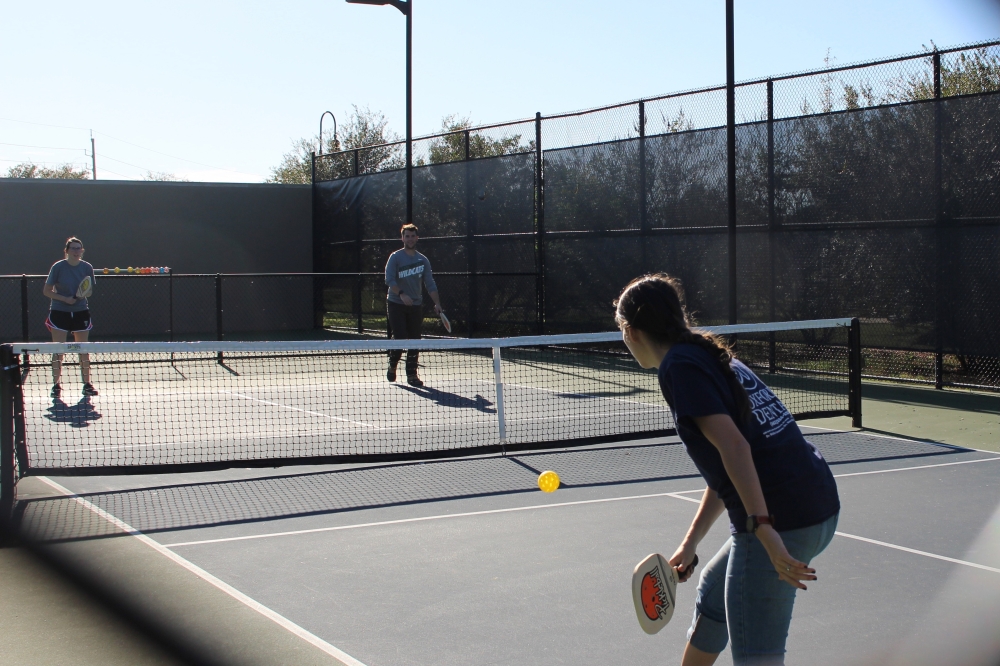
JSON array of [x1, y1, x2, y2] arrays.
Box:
[[12, 426, 1000, 666]]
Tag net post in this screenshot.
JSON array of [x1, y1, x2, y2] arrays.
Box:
[[1, 344, 18, 535], [215, 273, 224, 363], [848, 318, 863, 428], [492, 346, 507, 452]]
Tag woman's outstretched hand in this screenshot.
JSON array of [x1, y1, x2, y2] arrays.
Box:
[[755, 525, 816, 589]]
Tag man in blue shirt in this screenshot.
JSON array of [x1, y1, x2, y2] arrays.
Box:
[[384, 224, 442, 387]]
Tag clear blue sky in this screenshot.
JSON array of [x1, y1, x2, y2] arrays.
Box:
[[1, 0, 997, 182]]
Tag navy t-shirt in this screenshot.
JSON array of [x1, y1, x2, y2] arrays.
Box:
[[658, 343, 840, 534]]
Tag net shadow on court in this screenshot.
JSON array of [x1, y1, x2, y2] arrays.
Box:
[[12, 432, 966, 547]]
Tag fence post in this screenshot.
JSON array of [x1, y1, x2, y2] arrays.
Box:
[[311, 151, 316, 184], [933, 50, 945, 390], [215, 274, 224, 363], [168, 270, 174, 342], [726, 0, 738, 325], [767, 80, 777, 373], [465, 129, 477, 336], [357, 274, 363, 335], [19, 276, 29, 343], [639, 101, 647, 274], [848, 318, 863, 428], [535, 112, 545, 335]]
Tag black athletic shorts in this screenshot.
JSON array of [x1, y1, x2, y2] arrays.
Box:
[[46, 310, 93, 333]]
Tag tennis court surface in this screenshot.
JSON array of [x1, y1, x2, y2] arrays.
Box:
[[2, 322, 998, 665], [5, 429, 999, 666]]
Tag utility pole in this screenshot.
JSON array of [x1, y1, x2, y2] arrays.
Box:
[[90, 132, 97, 180]]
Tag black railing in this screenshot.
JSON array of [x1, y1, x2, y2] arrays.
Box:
[[0, 271, 540, 345]]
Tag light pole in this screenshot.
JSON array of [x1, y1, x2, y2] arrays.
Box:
[[726, 0, 737, 325], [346, 0, 412, 225], [319, 111, 337, 155]]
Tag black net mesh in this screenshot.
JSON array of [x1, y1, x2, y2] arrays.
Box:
[[3, 321, 852, 475]]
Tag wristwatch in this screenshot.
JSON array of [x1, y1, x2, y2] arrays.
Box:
[[746, 514, 775, 533]]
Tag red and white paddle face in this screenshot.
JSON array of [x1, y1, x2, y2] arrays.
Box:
[[632, 553, 678, 634], [439, 312, 452, 334]]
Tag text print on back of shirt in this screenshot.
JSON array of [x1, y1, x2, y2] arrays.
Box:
[[734, 363, 795, 437]]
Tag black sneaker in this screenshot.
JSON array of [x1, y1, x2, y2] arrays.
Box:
[[406, 375, 424, 387], [51, 384, 62, 397], [82, 383, 99, 396], [387, 367, 397, 382]]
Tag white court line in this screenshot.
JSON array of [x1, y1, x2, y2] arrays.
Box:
[[35, 476, 369, 666], [833, 532, 1000, 574], [161, 454, 1000, 577], [801, 425, 993, 454], [495, 379, 669, 411], [166, 491, 697, 548], [221, 391, 382, 429], [834, 456, 1000, 477]]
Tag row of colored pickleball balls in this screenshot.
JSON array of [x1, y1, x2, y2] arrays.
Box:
[[100, 267, 171, 274]]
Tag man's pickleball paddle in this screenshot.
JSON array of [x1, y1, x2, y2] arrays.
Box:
[[632, 553, 698, 634], [439, 311, 452, 334]]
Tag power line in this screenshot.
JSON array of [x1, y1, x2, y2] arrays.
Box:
[[0, 141, 87, 151], [0, 157, 90, 165], [93, 132, 264, 177], [0, 116, 265, 179]]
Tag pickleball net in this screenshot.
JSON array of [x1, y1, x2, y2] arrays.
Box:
[[0, 318, 860, 498]]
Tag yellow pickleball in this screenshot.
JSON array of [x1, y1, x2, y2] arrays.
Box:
[[538, 470, 560, 493], [114, 267, 120, 273], [103, 268, 108, 274]]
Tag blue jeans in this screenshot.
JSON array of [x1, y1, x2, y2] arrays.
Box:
[[687, 513, 839, 665]]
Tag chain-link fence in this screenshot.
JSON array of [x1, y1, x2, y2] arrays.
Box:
[[314, 41, 1000, 391]]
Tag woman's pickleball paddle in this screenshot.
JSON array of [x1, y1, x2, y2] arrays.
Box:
[[76, 275, 93, 298], [632, 553, 698, 634]]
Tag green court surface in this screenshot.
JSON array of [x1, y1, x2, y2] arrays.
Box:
[[812, 382, 1000, 452]]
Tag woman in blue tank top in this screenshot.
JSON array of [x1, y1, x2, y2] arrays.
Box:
[[615, 274, 839, 666]]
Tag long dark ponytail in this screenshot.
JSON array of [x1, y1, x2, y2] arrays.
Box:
[[614, 274, 750, 423]]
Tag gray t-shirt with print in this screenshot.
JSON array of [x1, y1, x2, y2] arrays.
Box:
[[46, 260, 95, 313], [384, 249, 438, 306]]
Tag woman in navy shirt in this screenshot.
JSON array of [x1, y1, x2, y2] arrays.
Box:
[[615, 274, 839, 666]]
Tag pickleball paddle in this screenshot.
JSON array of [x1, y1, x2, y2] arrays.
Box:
[[76, 275, 93, 298], [632, 553, 698, 634]]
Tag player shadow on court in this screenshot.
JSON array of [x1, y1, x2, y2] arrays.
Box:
[[394, 384, 495, 414], [44, 396, 102, 428]]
